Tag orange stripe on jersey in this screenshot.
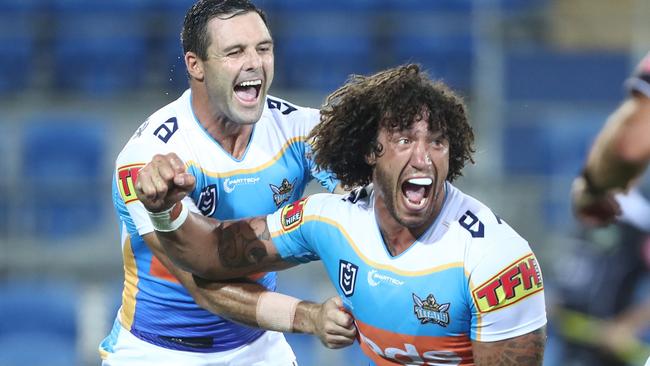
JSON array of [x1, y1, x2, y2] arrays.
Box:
[[356, 320, 473, 365], [150, 256, 180, 284], [120, 235, 139, 330]]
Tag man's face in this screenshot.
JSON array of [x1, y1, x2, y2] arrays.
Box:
[[202, 12, 274, 125], [371, 117, 449, 235]]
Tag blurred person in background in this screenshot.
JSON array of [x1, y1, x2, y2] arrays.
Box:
[[571, 51, 650, 226], [138, 64, 547, 365], [566, 52, 650, 365], [100, 0, 355, 365]]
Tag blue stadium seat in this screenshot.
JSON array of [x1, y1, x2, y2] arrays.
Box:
[[387, 13, 474, 93], [0, 0, 41, 94], [0, 278, 79, 366], [20, 116, 108, 238], [380, 0, 472, 12], [505, 48, 629, 102], [149, 0, 193, 94], [50, 0, 151, 94], [274, 14, 376, 92], [503, 110, 607, 176]]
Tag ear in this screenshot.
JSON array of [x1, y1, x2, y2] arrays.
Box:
[[365, 150, 376, 166], [185, 51, 204, 81]]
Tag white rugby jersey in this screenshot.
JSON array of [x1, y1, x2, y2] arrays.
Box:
[[109, 89, 337, 352], [268, 183, 546, 365]]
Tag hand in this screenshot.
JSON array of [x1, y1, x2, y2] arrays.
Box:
[[571, 176, 621, 227], [135, 153, 196, 212], [312, 296, 357, 349]]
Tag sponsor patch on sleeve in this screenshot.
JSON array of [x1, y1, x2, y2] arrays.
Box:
[[280, 197, 308, 232], [117, 163, 144, 204], [472, 253, 543, 313]]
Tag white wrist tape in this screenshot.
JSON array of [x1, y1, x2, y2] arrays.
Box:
[[147, 202, 189, 232], [255, 292, 300, 333]]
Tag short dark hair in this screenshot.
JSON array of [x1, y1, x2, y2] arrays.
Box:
[[310, 64, 475, 188], [181, 0, 269, 60]]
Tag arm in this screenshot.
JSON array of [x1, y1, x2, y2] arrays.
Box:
[[134, 152, 293, 280], [572, 93, 650, 226], [472, 326, 546, 366], [142, 232, 355, 348]]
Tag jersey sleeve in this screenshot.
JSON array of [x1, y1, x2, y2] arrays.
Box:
[[114, 132, 198, 236], [625, 52, 650, 97], [266, 195, 326, 264], [465, 218, 547, 342], [301, 108, 340, 192]]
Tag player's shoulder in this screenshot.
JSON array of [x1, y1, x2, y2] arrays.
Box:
[[116, 91, 190, 167], [263, 94, 320, 132], [445, 184, 526, 245]]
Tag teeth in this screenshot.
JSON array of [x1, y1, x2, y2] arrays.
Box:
[[408, 178, 432, 186], [238, 80, 262, 87]]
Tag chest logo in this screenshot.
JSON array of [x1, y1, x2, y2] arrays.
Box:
[[270, 178, 297, 208], [339, 260, 359, 297], [197, 184, 217, 217], [367, 269, 404, 287], [412, 293, 450, 327], [223, 176, 260, 193]]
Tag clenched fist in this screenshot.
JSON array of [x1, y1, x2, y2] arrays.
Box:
[[135, 153, 196, 212]]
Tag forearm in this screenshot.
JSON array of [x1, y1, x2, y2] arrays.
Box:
[[155, 203, 226, 279], [472, 326, 546, 365], [194, 275, 318, 333], [584, 95, 650, 192], [146, 232, 313, 332]]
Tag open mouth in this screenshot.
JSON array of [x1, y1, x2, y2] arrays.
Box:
[[401, 177, 433, 207], [234, 79, 262, 104]]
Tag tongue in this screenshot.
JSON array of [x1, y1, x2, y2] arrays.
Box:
[[403, 182, 426, 203], [235, 86, 257, 102]]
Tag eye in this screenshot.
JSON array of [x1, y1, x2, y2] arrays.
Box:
[[397, 137, 410, 145], [258, 45, 273, 53], [227, 49, 243, 57]]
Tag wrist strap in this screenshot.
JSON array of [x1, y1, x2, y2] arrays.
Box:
[[147, 202, 189, 232], [255, 292, 300, 333]]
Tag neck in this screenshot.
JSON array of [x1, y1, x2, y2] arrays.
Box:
[[373, 186, 445, 257], [191, 86, 254, 159]]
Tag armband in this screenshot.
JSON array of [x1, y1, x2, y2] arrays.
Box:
[[255, 292, 300, 333], [147, 202, 189, 232]]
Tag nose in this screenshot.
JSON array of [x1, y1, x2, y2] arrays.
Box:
[[243, 48, 262, 71], [410, 141, 432, 169]]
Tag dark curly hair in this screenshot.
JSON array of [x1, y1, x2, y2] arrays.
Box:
[[181, 0, 268, 61], [310, 64, 475, 188]]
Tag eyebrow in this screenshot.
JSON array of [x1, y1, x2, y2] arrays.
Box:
[[221, 39, 274, 53]]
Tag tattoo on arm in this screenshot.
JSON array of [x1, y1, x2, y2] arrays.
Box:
[[473, 326, 546, 366], [216, 218, 273, 269]]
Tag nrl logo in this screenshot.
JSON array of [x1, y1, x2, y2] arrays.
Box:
[[270, 178, 297, 207], [412, 293, 450, 327], [197, 184, 217, 217], [339, 260, 358, 297]]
